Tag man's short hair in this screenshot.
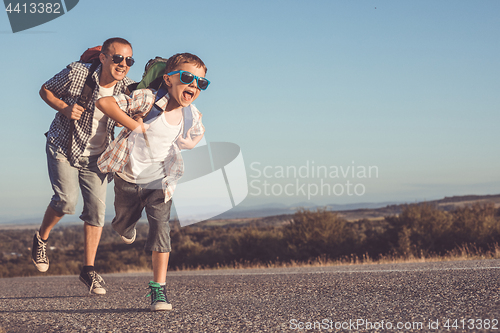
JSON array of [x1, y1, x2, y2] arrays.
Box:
[[165, 53, 207, 75], [101, 37, 132, 54]]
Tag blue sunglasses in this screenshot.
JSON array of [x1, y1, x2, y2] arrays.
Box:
[[167, 70, 210, 90]]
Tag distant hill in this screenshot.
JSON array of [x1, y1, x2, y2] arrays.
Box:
[[198, 194, 500, 227], [2, 194, 499, 230]]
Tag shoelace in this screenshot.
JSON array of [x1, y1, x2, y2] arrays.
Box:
[[146, 284, 167, 303], [35, 237, 48, 263], [88, 271, 105, 294]]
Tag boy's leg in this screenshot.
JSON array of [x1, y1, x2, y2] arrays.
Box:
[[152, 251, 170, 284], [111, 174, 144, 240], [147, 252, 172, 311], [144, 190, 173, 311]]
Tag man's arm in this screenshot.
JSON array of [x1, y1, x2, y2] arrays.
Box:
[[39, 85, 84, 120], [96, 96, 144, 132]]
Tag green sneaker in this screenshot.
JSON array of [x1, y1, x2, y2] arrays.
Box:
[[146, 281, 172, 311]]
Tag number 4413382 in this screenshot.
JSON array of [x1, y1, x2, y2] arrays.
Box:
[[5, 3, 61, 14]]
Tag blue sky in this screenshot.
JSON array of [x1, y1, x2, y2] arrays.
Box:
[[0, 0, 499, 222]]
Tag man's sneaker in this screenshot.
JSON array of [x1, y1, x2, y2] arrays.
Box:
[[146, 281, 172, 311], [31, 231, 49, 272], [79, 270, 106, 295], [121, 229, 136, 244]]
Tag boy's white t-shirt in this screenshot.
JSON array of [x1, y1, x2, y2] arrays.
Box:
[[82, 85, 115, 156], [118, 113, 182, 184]]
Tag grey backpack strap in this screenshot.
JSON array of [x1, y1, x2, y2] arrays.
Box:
[[182, 105, 193, 139], [67, 60, 100, 159]]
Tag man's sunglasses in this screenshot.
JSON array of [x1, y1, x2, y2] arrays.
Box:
[[167, 70, 210, 90], [105, 53, 135, 67]]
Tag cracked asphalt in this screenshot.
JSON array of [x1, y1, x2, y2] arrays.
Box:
[[0, 260, 499, 332]]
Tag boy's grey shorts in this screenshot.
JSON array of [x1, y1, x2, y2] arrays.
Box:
[[111, 174, 172, 253]]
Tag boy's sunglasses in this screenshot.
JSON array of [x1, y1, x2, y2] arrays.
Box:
[[105, 53, 135, 67], [167, 70, 210, 90]]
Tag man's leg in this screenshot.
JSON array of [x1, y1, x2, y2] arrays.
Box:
[[77, 154, 107, 294], [39, 205, 65, 240], [32, 143, 79, 272], [83, 223, 103, 266]]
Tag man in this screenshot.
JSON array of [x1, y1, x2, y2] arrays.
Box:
[[31, 37, 135, 294]]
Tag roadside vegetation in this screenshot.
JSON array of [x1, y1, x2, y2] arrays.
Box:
[[1, 203, 499, 278]]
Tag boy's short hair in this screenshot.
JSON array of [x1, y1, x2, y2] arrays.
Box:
[[101, 37, 132, 54], [165, 53, 207, 75]]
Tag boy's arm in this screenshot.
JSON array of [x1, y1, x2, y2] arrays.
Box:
[[96, 96, 145, 133], [176, 107, 205, 149], [40, 84, 84, 120]]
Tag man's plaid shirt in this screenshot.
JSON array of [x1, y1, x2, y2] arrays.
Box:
[[97, 89, 205, 203], [44, 61, 134, 167]]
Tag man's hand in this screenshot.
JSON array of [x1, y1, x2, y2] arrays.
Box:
[[61, 104, 85, 120]]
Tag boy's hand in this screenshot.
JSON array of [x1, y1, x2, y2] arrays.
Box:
[[176, 128, 198, 150], [61, 104, 84, 120]]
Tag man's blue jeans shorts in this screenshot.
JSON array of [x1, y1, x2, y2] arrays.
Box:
[[112, 174, 172, 253], [46, 142, 107, 227]]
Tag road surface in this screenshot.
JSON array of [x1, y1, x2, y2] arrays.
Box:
[[0, 260, 499, 332]]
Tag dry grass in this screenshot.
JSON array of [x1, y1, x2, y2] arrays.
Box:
[[170, 243, 500, 272]]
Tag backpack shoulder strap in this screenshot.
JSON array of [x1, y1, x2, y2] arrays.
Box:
[[68, 59, 100, 160], [76, 59, 100, 110], [142, 86, 167, 122], [182, 105, 193, 139]]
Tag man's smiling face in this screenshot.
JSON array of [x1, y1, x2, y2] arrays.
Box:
[[99, 42, 133, 86]]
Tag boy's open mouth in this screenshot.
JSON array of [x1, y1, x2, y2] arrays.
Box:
[[183, 90, 194, 101]]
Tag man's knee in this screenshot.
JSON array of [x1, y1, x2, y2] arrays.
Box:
[[49, 196, 78, 215]]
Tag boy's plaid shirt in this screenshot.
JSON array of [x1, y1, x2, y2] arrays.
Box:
[[98, 89, 205, 202], [44, 61, 134, 167]]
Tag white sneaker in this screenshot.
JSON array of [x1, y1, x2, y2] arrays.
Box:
[[79, 270, 106, 295], [121, 229, 136, 244], [31, 231, 49, 272]]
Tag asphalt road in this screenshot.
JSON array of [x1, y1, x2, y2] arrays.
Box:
[[0, 260, 499, 333]]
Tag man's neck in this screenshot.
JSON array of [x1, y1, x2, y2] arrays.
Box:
[[99, 78, 118, 88], [99, 69, 118, 88]]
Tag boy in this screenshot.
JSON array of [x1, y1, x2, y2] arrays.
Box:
[[96, 53, 209, 311]]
